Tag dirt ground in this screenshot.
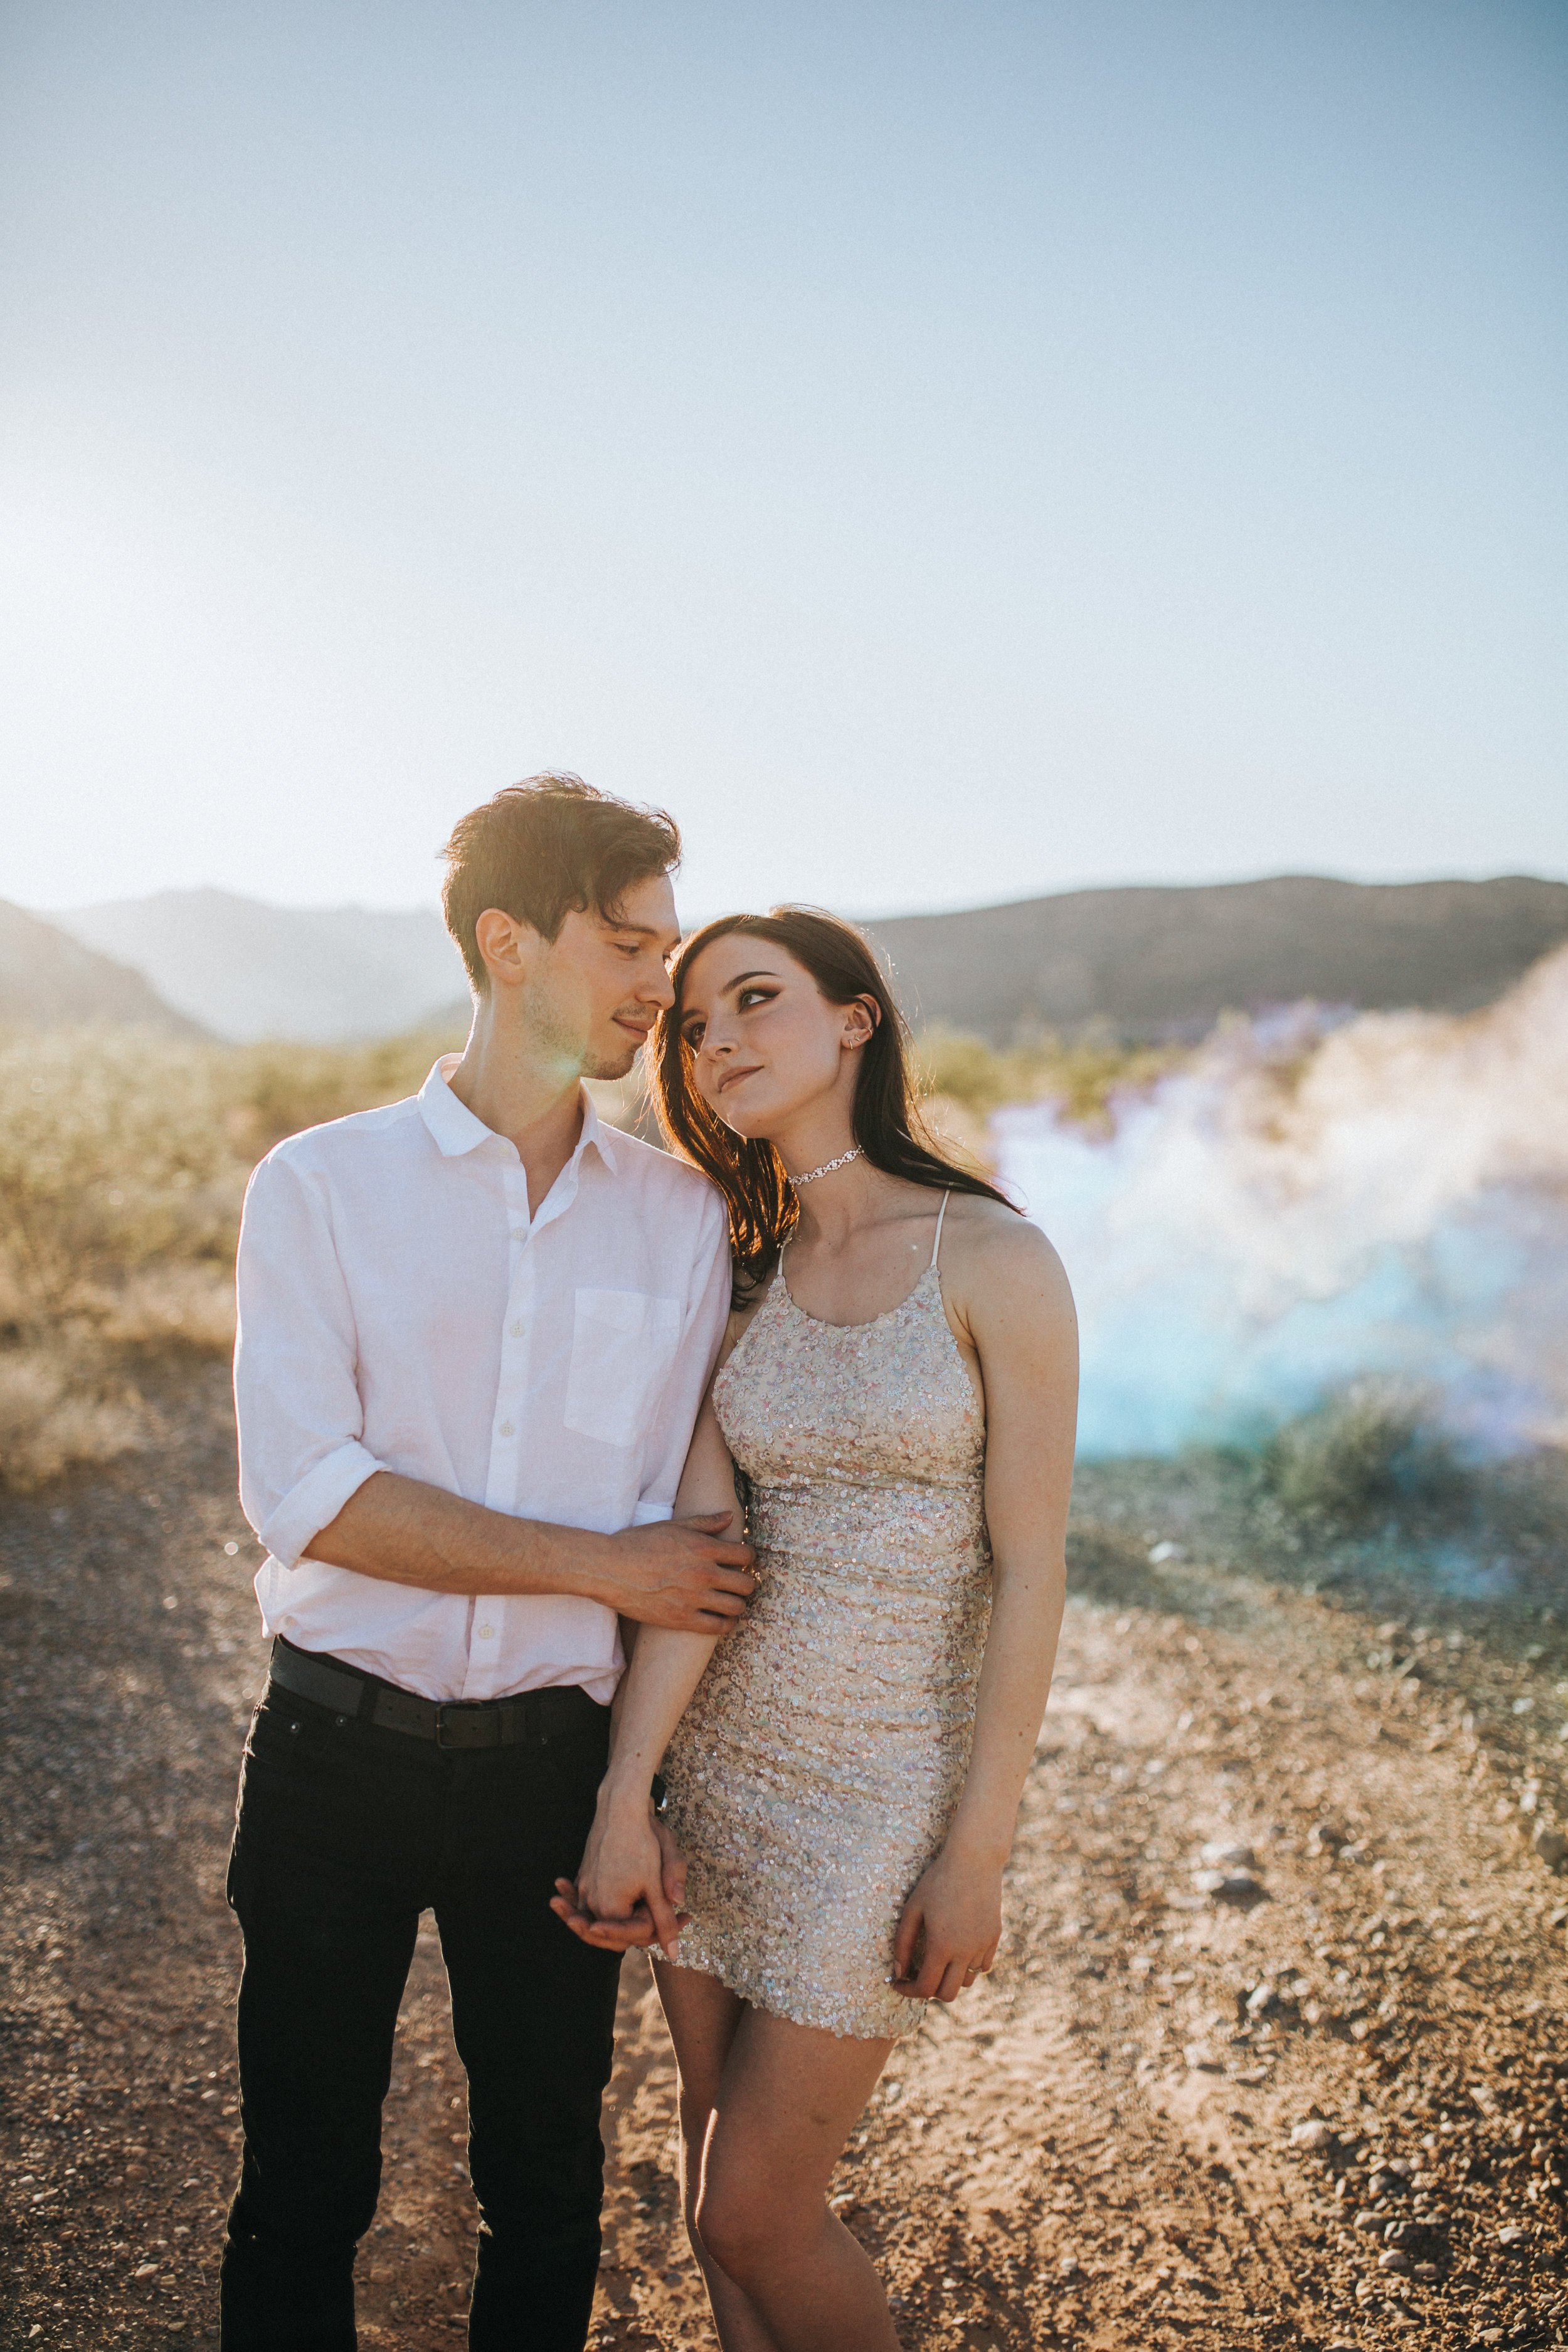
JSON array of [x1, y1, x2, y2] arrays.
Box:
[[3, 1363, 1567, 2349]]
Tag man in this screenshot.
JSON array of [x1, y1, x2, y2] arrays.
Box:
[[221, 775, 753, 2351]]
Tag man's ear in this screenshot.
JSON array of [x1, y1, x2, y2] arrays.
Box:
[[473, 908, 540, 990]]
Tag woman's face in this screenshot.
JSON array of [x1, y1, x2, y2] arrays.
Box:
[[677, 935, 875, 1140]]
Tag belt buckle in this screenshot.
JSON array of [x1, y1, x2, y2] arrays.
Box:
[[435, 1702, 497, 1750]]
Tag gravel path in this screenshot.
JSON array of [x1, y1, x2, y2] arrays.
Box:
[[3, 1365, 1565, 2349]]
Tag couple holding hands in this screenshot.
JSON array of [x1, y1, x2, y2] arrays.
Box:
[[223, 775, 1076, 2350]]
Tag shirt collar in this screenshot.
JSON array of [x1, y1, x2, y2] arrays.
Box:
[[418, 1056, 620, 1175], [575, 1084, 620, 1175]]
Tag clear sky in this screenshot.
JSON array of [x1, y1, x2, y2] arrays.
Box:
[[2, 1, 1563, 920]]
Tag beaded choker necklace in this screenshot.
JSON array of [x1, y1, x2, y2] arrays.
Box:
[[790, 1147, 862, 1187]]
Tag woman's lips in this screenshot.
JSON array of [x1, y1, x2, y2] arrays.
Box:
[[716, 1064, 763, 1094]]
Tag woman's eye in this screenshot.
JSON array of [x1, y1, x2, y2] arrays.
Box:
[[737, 988, 773, 1010], [684, 1022, 706, 1049]]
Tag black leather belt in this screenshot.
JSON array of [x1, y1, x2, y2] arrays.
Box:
[[267, 1636, 600, 1750]]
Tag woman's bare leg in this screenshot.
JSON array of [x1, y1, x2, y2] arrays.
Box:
[[653, 1962, 781, 2351], [655, 1961, 900, 2352]]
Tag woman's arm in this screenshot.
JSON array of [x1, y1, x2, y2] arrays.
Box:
[[549, 1396, 744, 1956], [893, 1210, 1078, 2001]]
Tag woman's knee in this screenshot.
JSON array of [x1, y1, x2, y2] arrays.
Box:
[[694, 2166, 820, 2286]]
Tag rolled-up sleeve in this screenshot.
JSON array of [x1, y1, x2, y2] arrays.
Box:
[[235, 1151, 386, 1569]]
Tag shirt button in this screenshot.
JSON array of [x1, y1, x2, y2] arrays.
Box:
[[509, 1321, 523, 1338], [497, 1421, 514, 1438], [477, 1623, 495, 1640], [511, 1226, 526, 1241]]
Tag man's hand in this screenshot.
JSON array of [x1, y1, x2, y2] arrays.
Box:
[[589, 1512, 756, 1633]]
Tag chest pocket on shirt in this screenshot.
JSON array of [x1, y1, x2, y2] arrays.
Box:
[[564, 1288, 684, 1450]]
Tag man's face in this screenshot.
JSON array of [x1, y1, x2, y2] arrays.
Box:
[[527, 871, 682, 1083]]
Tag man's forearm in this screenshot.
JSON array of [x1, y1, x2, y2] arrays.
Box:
[[308, 1470, 596, 1597], [300, 1468, 756, 1634]]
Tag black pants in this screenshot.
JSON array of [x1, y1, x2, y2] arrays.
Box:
[[220, 1673, 622, 2351]]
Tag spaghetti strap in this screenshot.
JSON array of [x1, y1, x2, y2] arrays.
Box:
[[929, 1190, 951, 1271]]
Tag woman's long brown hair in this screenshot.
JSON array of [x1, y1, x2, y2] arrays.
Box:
[[651, 907, 1018, 1300]]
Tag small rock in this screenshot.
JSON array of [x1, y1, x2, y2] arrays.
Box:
[[1496, 2223, 1529, 2246], [1058, 2254, 1083, 2281], [1377, 2248, 1411, 2274], [1195, 1867, 1263, 1902], [1353, 2209, 1382, 2233], [1200, 1840, 1257, 1870], [132, 2263, 159, 2279], [1148, 1540, 1183, 1563], [1184, 2043, 1223, 2072], [1369, 2168, 1406, 2198], [1531, 1825, 1567, 1869], [1290, 2118, 1334, 2152], [1413, 2262, 1440, 2280], [1244, 1981, 1277, 2018]]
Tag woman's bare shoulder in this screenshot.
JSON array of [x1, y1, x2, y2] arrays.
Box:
[[941, 1191, 1074, 1317]]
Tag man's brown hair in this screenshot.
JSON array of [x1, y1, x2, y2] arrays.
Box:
[[441, 773, 681, 992]]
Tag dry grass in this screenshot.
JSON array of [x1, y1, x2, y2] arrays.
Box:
[[915, 1025, 1186, 1133], [0, 1019, 1180, 1492], [0, 1022, 465, 1490], [0, 1346, 146, 1491]]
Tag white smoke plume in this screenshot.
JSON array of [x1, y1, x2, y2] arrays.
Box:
[[995, 946, 1568, 1458]]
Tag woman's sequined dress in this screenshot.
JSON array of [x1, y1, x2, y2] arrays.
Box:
[[662, 1206, 990, 2039]]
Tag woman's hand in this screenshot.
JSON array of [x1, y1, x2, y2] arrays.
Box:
[[550, 1799, 690, 1959], [890, 1843, 1003, 2003]]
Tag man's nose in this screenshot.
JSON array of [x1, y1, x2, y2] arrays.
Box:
[[640, 963, 677, 1012]]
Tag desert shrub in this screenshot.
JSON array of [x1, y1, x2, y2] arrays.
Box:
[[0, 1030, 243, 1328], [916, 1027, 1185, 1130], [0, 1023, 467, 1338], [1263, 1384, 1473, 1530], [223, 1023, 467, 1154], [0, 1343, 146, 1491], [0, 1021, 466, 1488]]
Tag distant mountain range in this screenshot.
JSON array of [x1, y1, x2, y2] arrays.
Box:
[[867, 874, 1568, 1042], [0, 900, 210, 1036], [51, 890, 468, 1043], [5, 874, 1565, 1047]]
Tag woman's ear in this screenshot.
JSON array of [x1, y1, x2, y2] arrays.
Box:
[[842, 997, 880, 1050]]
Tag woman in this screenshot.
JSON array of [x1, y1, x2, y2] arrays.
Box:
[[553, 909, 1077, 2350]]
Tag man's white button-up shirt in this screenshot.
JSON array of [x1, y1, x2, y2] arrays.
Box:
[[234, 1056, 731, 1705]]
